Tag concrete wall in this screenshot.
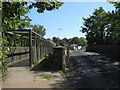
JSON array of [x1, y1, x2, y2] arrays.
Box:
[[86, 45, 120, 59]]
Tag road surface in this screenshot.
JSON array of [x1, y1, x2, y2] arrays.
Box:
[[62, 50, 119, 88]]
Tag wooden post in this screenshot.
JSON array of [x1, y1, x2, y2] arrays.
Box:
[[41, 40, 43, 59], [42, 40, 45, 58], [40, 40, 42, 59], [29, 30, 32, 66]]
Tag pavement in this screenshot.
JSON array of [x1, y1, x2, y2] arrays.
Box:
[[0, 73, 1, 90], [2, 59, 65, 88]]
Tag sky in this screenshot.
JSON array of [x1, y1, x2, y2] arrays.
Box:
[[27, 1, 115, 39]]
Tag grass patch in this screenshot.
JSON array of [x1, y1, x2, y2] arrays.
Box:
[[57, 70, 64, 74], [40, 73, 52, 79]]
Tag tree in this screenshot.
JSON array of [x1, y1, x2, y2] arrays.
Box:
[[69, 37, 87, 46], [63, 38, 69, 43], [2, 2, 31, 31], [46, 38, 51, 41], [108, 2, 120, 44], [31, 24, 46, 36], [81, 4, 120, 45], [81, 7, 109, 45], [29, 1, 63, 13], [52, 37, 59, 45], [1, 1, 63, 31], [80, 6, 120, 45], [70, 37, 80, 45], [79, 37, 87, 46]]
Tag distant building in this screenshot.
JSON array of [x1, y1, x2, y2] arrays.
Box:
[[78, 46, 81, 50], [70, 44, 78, 51]]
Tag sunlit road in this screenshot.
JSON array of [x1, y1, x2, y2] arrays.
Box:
[[64, 50, 119, 88]]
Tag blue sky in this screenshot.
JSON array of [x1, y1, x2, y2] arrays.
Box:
[[27, 2, 115, 39]]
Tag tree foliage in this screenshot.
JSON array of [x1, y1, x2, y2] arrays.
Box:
[[2, 2, 31, 31], [69, 37, 87, 46], [51, 37, 87, 46], [29, 1, 63, 13], [52, 37, 59, 45], [31, 24, 46, 36], [2, 1, 63, 31], [80, 3, 120, 45]]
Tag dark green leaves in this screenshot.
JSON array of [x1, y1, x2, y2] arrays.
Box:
[[69, 37, 87, 46], [31, 24, 46, 36], [29, 1, 63, 13], [81, 6, 120, 45]]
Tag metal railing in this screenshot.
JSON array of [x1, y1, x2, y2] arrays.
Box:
[[3, 29, 54, 66]]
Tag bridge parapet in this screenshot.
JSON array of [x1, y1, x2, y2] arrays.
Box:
[[52, 46, 69, 71]]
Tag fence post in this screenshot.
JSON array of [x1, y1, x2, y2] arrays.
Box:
[[29, 30, 32, 66]]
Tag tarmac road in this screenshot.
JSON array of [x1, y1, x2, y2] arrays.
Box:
[[64, 50, 120, 88]]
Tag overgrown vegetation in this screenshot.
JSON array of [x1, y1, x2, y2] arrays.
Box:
[[80, 2, 120, 45], [0, 37, 8, 76]]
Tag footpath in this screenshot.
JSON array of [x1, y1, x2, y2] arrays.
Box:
[[2, 59, 65, 88]]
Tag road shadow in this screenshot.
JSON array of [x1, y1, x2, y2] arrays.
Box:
[[49, 52, 120, 89]]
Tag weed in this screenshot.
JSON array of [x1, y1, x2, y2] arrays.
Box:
[[57, 70, 64, 74], [40, 73, 52, 79]]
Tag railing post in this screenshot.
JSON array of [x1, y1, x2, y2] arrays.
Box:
[[40, 40, 42, 59], [42, 40, 45, 57], [41, 40, 43, 59], [29, 30, 32, 66]]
